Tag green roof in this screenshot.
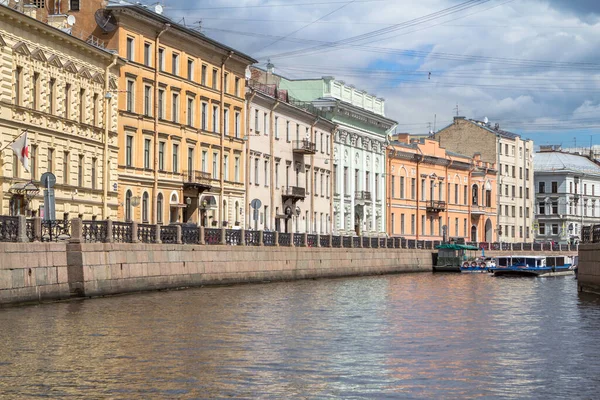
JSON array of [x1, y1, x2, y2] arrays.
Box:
[[436, 243, 480, 250]]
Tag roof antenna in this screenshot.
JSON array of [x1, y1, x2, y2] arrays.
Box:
[[454, 103, 459, 116]]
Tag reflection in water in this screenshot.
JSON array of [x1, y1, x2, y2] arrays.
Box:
[[1, 274, 599, 398]]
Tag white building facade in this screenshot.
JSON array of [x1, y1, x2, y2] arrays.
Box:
[[534, 149, 600, 244], [278, 77, 397, 236]]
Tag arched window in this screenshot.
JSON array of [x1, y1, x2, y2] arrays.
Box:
[[472, 184, 479, 206], [234, 201, 240, 223], [142, 192, 149, 223], [125, 190, 132, 221], [157, 193, 163, 224]]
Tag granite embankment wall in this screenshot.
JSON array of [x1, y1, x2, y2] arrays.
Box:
[[0, 242, 434, 305], [578, 244, 600, 295]]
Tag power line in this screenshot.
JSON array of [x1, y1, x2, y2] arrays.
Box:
[[166, 0, 390, 11]]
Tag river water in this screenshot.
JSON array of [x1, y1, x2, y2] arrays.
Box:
[[1, 273, 599, 399]]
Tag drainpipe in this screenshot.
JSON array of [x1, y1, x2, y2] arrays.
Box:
[[102, 53, 118, 220], [270, 100, 280, 230], [220, 51, 233, 225], [245, 89, 256, 229], [310, 117, 318, 233], [330, 125, 338, 234], [152, 23, 170, 224]]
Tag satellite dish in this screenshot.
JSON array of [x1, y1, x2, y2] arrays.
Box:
[[94, 9, 118, 32], [484, 116, 489, 124], [66, 15, 76, 26], [154, 4, 163, 14]]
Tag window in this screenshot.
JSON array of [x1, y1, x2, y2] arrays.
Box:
[[126, 136, 133, 167], [400, 176, 405, 199], [201, 65, 207, 85], [411, 215, 415, 235], [584, 184, 588, 195], [63, 151, 69, 184], [47, 149, 54, 173], [158, 142, 165, 171], [70, 0, 80, 11], [64, 83, 71, 118], [29, 72, 39, 110], [275, 163, 279, 188], [526, 168, 530, 180], [264, 112, 268, 135], [454, 183, 458, 204], [212, 105, 219, 132], [14, 67, 22, 106], [126, 80, 134, 112], [157, 193, 163, 224], [539, 202, 545, 215], [254, 157, 259, 184], [125, 190, 132, 221], [320, 133, 324, 153], [519, 187, 523, 198], [552, 201, 558, 214], [512, 165, 515, 178], [201, 102, 208, 130], [344, 167, 348, 193], [264, 160, 269, 186], [158, 89, 165, 119], [512, 206, 516, 217], [48, 78, 55, 114], [235, 112, 241, 138], [144, 42, 151, 66], [142, 192, 149, 223], [78, 155, 84, 187], [552, 224, 559, 235], [235, 157, 240, 183], [92, 93, 99, 126], [472, 185, 479, 205], [78, 88, 85, 123], [212, 68, 218, 89], [172, 143, 179, 172], [274, 117, 279, 139], [286, 121, 290, 142], [91, 158, 97, 190], [314, 171, 318, 195], [172, 92, 179, 122], [519, 167, 523, 179], [172, 53, 179, 75], [187, 148, 194, 176], [421, 179, 426, 201], [539, 223, 546, 235], [201, 150, 207, 172], [158, 48, 165, 71], [552, 181, 558, 193], [126, 37, 134, 61], [421, 215, 426, 236], [455, 217, 459, 236], [224, 108, 229, 135], [187, 97, 194, 126], [224, 72, 229, 93], [29, 145, 37, 180], [391, 175, 396, 198], [235, 77, 240, 96], [538, 182, 545, 194], [464, 185, 468, 205], [144, 139, 151, 169], [411, 178, 416, 199], [214, 152, 220, 180], [400, 214, 405, 235], [375, 173, 380, 201], [512, 185, 515, 198], [187, 59, 194, 81], [144, 85, 152, 116], [224, 155, 229, 181]]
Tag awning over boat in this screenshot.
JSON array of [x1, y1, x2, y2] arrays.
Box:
[[436, 243, 479, 250]]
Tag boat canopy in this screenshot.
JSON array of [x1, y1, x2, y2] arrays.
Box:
[[436, 243, 479, 250]]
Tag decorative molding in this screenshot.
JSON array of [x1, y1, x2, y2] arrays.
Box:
[[12, 41, 31, 56]]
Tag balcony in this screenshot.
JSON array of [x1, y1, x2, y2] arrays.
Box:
[[292, 140, 317, 155], [282, 186, 306, 201], [355, 191, 372, 202], [471, 205, 487, 216], [426, 200, 446, 213], [183, 170, 212, 192]]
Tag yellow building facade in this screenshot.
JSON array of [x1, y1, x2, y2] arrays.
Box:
[[0, 5, 121, 219], [387, 135, 498, 243], [74, 3, 256, 226]]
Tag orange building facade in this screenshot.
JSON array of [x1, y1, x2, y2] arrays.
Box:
[[387, 135, 498, 243]]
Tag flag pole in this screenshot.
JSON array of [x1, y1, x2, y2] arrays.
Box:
[[0, 129, 28, 153]]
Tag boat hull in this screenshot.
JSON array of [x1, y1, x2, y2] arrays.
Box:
[[432, 265, 461, 273]]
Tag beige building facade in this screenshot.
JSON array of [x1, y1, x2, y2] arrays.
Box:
[[435, 117, 535, 242], [246, 79, 335, 233], [0, 4, 121, 219]]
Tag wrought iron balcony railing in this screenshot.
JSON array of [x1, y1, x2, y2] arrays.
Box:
[[292, 140, 317, 155], [355, 191, 372, 202], [426, 200, 446, 213]]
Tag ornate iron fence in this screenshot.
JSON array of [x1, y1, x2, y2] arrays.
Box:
[[41, 219, 71, 242], [582, 226, 591, 243], [407, 239, 416, 249], [278, 232, 291, 246], [362, 237, 370, 248], [160, 225, 179, 244], [416, 240, 424, 249], [342, 236, 352, 248], [533, 243, 542, 251], [424, 241, 433, 250], [26, 218, 34, 242], [380, 238, 386, 248], [593, 224, 600, 243], [501, 243, 511, 251], [205, 228, 221, 245], [113, 222, 133, 243], [0, 216, 19, 242], [82, 220, 108, 243], [293, 233, 305, 247], [371, 237, 379, 248], [263, 231, 276, 246], [523, 243, 532, 251], [320, 235, 330, 248], [387, 238, 394, 248], [331, 235, 341, 248], [226, 229, 242, 245], [182, 226, 199, 244], [245, 230, 260, 246], [512, 243, 522, 251], [137, 224, 156, 243], [353, 236, 361, 248], [307, 234, 317, 247]]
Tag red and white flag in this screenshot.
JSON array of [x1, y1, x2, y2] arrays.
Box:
[[11, 131, 29, 172]]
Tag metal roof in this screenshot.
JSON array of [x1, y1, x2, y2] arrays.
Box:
[[534, 151, 600, 175]]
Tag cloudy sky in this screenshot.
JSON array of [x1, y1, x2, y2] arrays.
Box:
[[160, 0, 600, 149]]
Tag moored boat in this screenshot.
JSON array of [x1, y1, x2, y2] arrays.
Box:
[[491, 255, 576, 277], [460, 257, 496, 273], [433, 243, 480, 273]]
